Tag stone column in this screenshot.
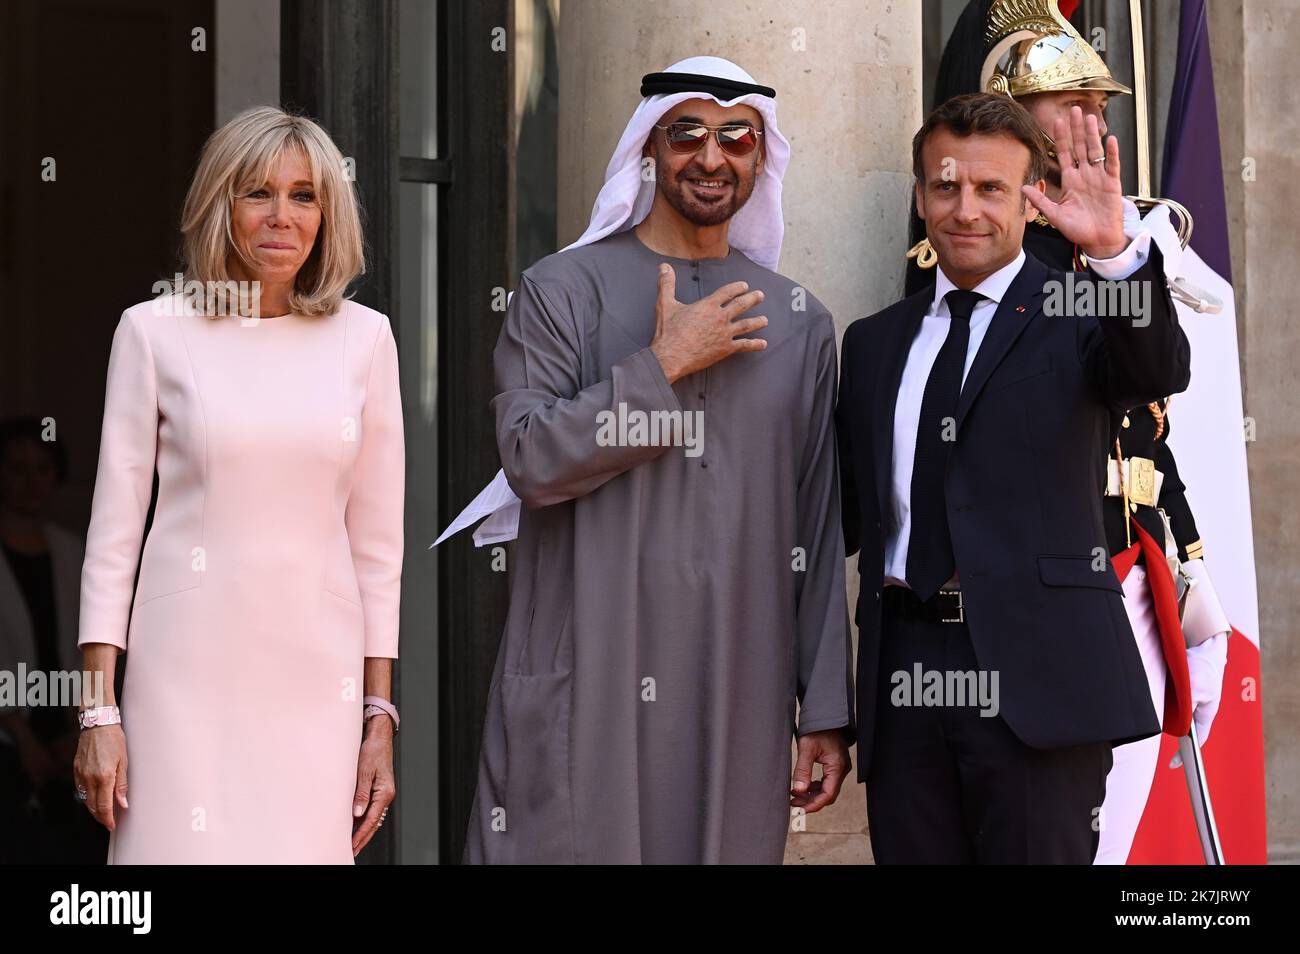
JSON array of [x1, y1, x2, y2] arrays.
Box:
[[1237, 0, 1300, 864]]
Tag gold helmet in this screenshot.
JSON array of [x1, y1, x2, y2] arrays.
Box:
[[981, 0, 1132, 99]]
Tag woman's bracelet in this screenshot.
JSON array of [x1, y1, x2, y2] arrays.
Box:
[[78, 705, 121, 731], [362, 695, 399, 733]]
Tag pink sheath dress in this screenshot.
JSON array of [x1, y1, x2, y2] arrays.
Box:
[[78, 294, 405, 863]]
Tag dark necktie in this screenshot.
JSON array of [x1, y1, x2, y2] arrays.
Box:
[[906, 288, 985, 600]]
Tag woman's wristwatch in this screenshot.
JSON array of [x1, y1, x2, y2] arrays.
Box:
[[78, 705, 121, 730], [363, 695, 399, 733]]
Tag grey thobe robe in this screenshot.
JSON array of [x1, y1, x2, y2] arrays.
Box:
[[463, 229, 854, 864]]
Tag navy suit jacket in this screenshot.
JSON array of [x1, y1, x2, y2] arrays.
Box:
[[836, 247, 1190, 780]]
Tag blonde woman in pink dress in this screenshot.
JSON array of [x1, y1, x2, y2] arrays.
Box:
[[71, 106, 405, 863]]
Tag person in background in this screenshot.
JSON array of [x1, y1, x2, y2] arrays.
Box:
[[0, 417, 105, 862]]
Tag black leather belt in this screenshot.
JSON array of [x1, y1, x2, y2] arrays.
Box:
[[882, 585, 966, 624]]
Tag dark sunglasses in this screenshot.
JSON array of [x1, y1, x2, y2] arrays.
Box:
[[652, 121, 764, 157]]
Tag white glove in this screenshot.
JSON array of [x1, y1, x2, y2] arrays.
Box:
[[1180, 557, 1231, 647], [1122, 197, 1184, 277], [1170, 630, 1229, 768]]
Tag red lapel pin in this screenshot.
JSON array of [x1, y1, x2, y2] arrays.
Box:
[[1015, 305, 1026, 313]]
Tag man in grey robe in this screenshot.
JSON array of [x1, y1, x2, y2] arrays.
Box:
[[460, 56, 854, 864]]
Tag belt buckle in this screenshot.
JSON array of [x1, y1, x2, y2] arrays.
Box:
[[939, 590, 964, 624], [1127, 456, 1157, 507], [1105, 456, 1158, 506]]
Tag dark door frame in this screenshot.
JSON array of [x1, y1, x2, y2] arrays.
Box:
[[435, 0, 513, 864]]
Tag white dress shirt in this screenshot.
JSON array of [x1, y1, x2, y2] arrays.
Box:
[[884, 233, 1153, 588]]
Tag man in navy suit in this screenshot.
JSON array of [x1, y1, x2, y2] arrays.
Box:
[[836, 93, 1190, 863]]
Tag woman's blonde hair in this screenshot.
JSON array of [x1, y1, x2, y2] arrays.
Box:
[[179, 106, 364, 317]]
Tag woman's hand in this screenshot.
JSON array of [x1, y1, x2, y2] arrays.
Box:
[[351, 716, 396, 857], [73, 724, 128, 830]]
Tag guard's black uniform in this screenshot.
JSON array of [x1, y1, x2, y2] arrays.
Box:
[[1021, 218, 1204, 564]]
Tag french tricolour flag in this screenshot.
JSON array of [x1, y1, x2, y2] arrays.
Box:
[[1126, 0, 1267, 864]]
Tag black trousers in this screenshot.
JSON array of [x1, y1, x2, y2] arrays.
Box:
[[866, 598, 1113, 864]]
